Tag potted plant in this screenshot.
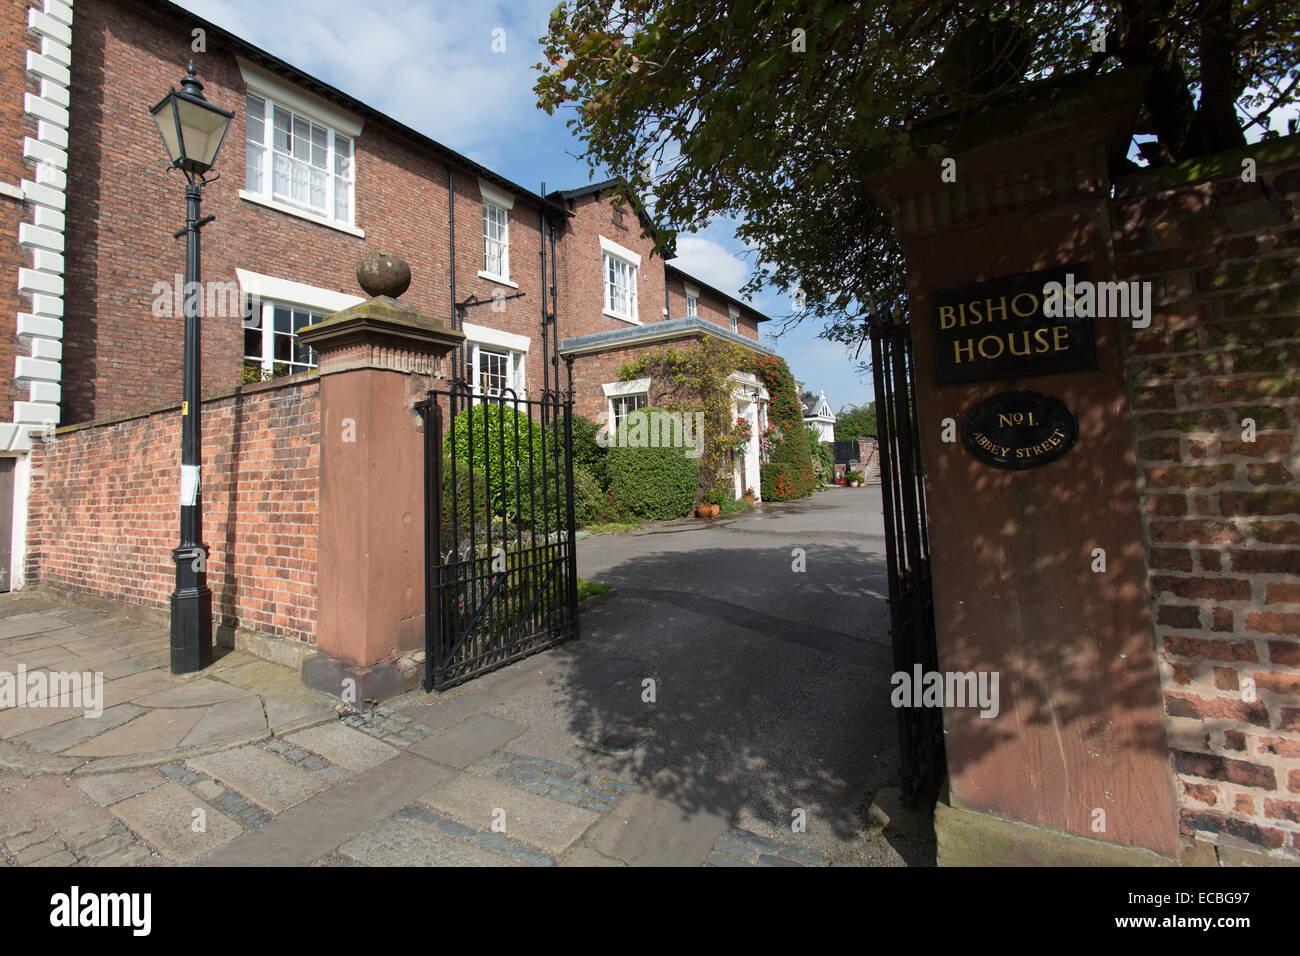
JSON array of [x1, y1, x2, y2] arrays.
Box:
[[846, 470, 864, 487], [706, 489, 726, 517], [743, 486, 756, 505]]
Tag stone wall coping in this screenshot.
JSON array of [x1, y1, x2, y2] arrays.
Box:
[[49, 372, 319, 438], [1114, 131, 1300, 198], [297, 296, 464, 355], [907, 67, 1150, 159]]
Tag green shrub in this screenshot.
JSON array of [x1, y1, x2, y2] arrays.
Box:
[[761, 461, 800, 501], [544, 412, 609, 491], [606, 409, 700, 520], [573, 464, 602, 527], [445, 402, 566, 533], [570, 414, 608, 489], [718, 495, 750, 516], [439, 452, 491, 543]]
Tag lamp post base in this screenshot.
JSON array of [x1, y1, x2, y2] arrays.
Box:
[[170, 583, 214, 673]]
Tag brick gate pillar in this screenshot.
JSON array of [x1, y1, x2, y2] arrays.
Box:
[[870, 70, 1182, 863], [296, 272, 462, 703]]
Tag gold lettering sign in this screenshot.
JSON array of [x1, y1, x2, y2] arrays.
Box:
[[933, 264, 1097, 386]]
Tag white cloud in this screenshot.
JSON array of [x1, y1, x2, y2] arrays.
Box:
[[670, 235, 750, 299], [176, 0, 554, 167]]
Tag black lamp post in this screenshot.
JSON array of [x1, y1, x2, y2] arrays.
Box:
[[149, 61, 234, 674]]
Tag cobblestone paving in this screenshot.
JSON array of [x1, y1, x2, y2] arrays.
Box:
[[262, 738, 352, 783], [390, 803, 558, 867], [338, 704, 435, 747], [160, 760, 272, 829], [705, 827, 851, 867], [469, 750, 633, 813]]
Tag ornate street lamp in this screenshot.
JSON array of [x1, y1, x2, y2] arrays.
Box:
[[149, 61, 234, 674]]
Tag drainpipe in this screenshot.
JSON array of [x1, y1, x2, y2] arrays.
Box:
[[540, 184, 549, 397], [446, 164, 460, 373], [549, 211, 560, 394]]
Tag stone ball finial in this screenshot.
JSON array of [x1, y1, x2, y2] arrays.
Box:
[[357, 250, 412, 299]]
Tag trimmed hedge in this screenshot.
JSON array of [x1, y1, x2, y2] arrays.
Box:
[[760, 461, 800, 501], [605, 408, 700, 519], [573, 464, 602, 527]]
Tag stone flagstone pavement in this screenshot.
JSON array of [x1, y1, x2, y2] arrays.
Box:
[[0, 492, 934, 867]]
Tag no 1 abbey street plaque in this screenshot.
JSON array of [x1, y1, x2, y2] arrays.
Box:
[[961, 391, 1079, 470]]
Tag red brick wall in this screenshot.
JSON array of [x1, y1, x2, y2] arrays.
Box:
[[1, 0, 42, 415], [62, 0, 548, 425], [554, 191, 667, 339], [1116, 146, 1300, 858], [665, 270, 761, 341], [26, 376, 320, 645]]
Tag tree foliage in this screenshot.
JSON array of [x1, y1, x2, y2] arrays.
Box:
[[537, 1, 1299, 347], [834, 402, 878, 441]]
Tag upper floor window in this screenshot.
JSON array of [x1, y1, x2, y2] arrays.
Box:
[[684, 283, 699, 317], [729, 305, 740, 334], [604, 253, 638, 321], [246, 92, 354, 226], [483, 201, 509, 280], [477, 180, 517, 286]]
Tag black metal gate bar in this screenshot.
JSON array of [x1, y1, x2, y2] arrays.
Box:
[[416, 379, 579, 691], [869, 306, 945, 809]]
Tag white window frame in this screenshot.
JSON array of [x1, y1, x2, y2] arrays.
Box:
[[478, 180, 517, 287], [237, 58, 365, 238], [463, 321, 528, 399], [684, 283, 699, 317], [237, 270, 364, 380], [243, 301, 325, 378], [729, 305, 740, 334], [603, 377, 650, 432], [600, 235, 641, 324]]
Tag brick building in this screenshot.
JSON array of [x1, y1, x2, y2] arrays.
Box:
[[0, 0, 777, 591]]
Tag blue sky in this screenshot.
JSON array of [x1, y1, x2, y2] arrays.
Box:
[[174, 0, 871, 409], [175, 1, 1296, 413]]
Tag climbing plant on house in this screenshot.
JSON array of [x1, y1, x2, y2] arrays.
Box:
[[619, 337, 751, 504], [753, 354, 816, 501]]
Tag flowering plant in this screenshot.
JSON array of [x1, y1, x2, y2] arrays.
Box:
[[758, 423, 784, 460], [730, 416, 753, 455]]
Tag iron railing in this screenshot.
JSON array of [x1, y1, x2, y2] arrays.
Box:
[[869, 307, 946, 808], [416, 377, 579, 690]]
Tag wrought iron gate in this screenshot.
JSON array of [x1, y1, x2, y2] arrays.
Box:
[[416, 379, 579, 691], [868, 307, 946, 808]]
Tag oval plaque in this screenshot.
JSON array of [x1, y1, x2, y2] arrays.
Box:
[[961, 391, 1078, 470]]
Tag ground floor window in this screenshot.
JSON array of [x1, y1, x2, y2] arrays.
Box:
[[610, 392, 647, 432], [465, 342, 524, 398], [243, 300, 323, 380]]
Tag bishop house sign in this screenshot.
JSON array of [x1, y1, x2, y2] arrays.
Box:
[[932, 264, 1096, 470], [932, 264, 1097, 387]]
